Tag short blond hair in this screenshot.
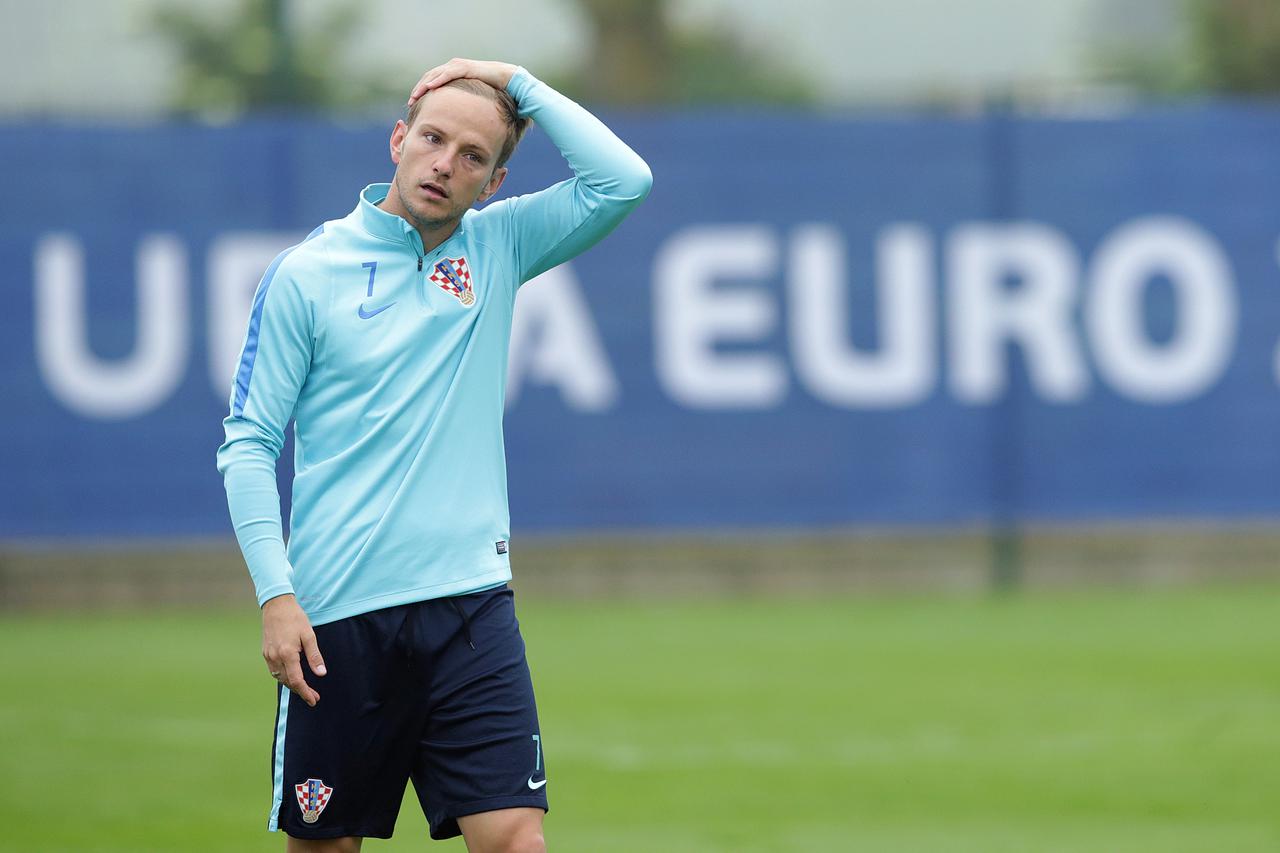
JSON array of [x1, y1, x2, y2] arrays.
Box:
[[406, 78, 530, 169]]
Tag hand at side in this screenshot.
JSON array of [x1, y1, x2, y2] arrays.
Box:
[[261, 594, 326, 707]]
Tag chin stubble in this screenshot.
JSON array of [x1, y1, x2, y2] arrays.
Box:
[[396, 176, 457, 233]]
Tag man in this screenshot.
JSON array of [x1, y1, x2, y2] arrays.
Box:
[[217, 58, 652, 852]]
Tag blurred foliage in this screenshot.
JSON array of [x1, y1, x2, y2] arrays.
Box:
[[1101, 0, 1280, 96], [1190, 0, 1280, 93], [152, 0, 813, 114], [150, 0, 400, 114], [561, 0, 815, 106]]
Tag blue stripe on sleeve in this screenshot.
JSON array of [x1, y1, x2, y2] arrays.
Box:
[[232, 224, 325, 417]]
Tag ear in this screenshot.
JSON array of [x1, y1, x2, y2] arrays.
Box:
[[476, 166, 508, 203], [389, 120, 408, 165]]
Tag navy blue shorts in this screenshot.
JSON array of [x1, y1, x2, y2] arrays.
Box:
[[267, 585, 548, 841]]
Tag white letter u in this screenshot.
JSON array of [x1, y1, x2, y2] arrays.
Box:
[[34, 233, 189, 420]]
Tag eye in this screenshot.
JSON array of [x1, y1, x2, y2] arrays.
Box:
[[464, 152, 483, 164], [423, 132, 441, 144]]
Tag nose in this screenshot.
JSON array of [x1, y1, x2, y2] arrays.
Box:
[[431, 151, 454, 178]]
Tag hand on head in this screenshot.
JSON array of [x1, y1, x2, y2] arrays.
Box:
[[408, 58, 519, 108]]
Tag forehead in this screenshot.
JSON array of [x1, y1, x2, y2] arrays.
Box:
[[409, 87, 506, 151]]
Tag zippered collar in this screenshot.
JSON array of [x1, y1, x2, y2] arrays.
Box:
[[355, 183, 467, 258]]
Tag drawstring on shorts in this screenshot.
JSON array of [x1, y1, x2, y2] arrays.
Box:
[[448, 596, 477, 650]]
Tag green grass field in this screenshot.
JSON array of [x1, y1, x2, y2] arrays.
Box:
[[3, 587, 1278, 852]]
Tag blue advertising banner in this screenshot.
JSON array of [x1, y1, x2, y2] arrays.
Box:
[[2, 106, 1279, 537]]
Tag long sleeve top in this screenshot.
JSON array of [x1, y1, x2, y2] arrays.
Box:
[[216, 68, 652, 625]]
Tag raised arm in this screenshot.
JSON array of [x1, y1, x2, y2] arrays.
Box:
[[410, 58, 653, 282]]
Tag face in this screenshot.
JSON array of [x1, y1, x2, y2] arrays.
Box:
[[387, 87, 509, 233]]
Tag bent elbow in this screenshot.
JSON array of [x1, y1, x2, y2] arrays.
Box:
[[619, 156, 654, 202], [217, 416, 283, 476]]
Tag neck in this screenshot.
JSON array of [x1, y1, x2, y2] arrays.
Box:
[[377, 184, 459, 254]]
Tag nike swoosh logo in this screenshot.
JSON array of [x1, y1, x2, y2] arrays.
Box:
[[358, 301, 396, 319], [527, 777, 547, 790]]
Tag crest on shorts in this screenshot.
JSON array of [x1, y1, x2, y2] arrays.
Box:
[[430, 256, 475, 307], [294, 778, 333, 824]]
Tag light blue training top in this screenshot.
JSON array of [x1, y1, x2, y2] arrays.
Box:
[[216, 68, 652, 626]]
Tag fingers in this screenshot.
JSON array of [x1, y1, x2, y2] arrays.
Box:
[[261, 595, 324, 706], [408, 71, 435, 105], [409, 59, 464, 105], [302, 631, 327, 678], [281, 654, 320, 707], [411, 66, 450, 101], [264, 646, 320, 706]]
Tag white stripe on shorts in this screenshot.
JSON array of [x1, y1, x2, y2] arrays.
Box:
[[268, 684, 290, 831]]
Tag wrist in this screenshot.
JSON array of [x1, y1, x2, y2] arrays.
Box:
[[262, 593, 296, 611], [493, 62, 519, 90]]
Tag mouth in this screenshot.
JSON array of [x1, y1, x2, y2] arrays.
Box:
[[420, 181, 449, 200]]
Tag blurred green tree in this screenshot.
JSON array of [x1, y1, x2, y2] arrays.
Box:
[[1099, 0, 1280, 96], [151, 0, 397, 114], [1190, 0, 1280, 93], [152, 0, 813, 113], [563, 0, 815, 105]]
